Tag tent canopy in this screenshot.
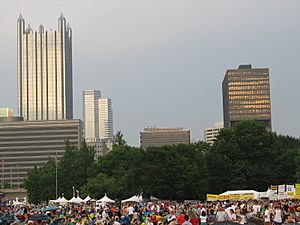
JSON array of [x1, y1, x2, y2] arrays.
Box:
[[97, 194, 115, 203], [69, 196, 84, 204], [121, 195, 142, 204], [83, 196, 92, 202], [55, 197, 69, 204], [220, 190, 259, 199]]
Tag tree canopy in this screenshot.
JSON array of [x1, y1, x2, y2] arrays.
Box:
[[24, 121, 300, 203]]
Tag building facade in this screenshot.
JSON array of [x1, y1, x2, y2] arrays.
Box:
[[83, 90, 101, 142], [17, 13, 73, 121], [98, 98, 113, 140], [140, 127, 190, 150], [0, 119, 82, 188], [222, 65, 272, 131], [204, 121, 224, 145], [83, 91, 113, 155], [0, 108, 14, 117]]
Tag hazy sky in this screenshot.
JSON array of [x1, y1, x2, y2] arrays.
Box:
[[1, 0, 299, 146]]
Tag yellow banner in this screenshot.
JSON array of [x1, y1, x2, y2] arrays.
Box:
[[292, 194, 300, 200], [295, 184, 300, 195], [206, 194, 218, 201], [206, 193, 255, 201], [218, 195, 230, 200]]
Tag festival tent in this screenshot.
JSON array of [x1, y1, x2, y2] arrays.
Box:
[[55, 197, 69, 204], [49, 197, 61, 203], [83, 196, 92, 203], [220, 190, 259, 199], [96, 194, 115, 204], [12, 197, 28, 206], [69, 196, 84, 204], [121, 195, 143, 204], [150, 196, 159, 201]]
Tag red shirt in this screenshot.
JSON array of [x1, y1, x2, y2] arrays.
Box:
[[190, 217, 199, 225], [177, 214, 186, 225]]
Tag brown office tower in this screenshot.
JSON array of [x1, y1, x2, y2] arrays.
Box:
[[222, 65, 272, 131]]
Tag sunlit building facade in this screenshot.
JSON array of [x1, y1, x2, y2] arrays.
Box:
[[99, 98, 113, 140], [222, 65, 272, 131], [204, 121, 224, 145], [83, 90, 101, 142], [0, 108, 14, 117], [140, 127, 190, 150], [17, 13, 73, 121]]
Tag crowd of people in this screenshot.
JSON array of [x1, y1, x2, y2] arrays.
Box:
[[1, 200, 300, 225]]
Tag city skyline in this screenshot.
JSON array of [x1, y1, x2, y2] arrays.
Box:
[[0, 0, 299, 146]]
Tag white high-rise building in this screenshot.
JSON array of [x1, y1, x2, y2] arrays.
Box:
[[83, 90, 101, 142], [204, 121, 224, 145], [99, 98, 113, 140], [0, 108, 14, 117], [83, 91, 113, 156], [17, 14, 73, 121]]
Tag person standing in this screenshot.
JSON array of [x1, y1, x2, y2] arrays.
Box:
[[264, 204, 271, 225], [273, 205, 283, 225]]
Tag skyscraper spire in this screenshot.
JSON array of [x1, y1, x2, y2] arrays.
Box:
[[26, 24, 32, 33], [39, 24, 44, 33], [18, 14, 24, 21], [59, 12, 65, 20]]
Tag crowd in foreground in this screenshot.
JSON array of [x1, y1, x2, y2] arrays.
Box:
[[1, 200, 300, 225]]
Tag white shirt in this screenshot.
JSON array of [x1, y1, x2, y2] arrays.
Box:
[[264, 209, 271, 222], [273, 209, 282, 223]]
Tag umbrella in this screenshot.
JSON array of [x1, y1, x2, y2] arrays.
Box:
[[42, 206, 60, 211], [29, 214, 49, 221]]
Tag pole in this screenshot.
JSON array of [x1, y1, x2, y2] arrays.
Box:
[[55, 152, 58, 199], [2, 158, 4, 188], [72, 186, 75, 198], [10, 167, 12, 189], [17, 165, 19, 189]]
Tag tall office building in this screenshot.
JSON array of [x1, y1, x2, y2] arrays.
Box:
[[204, 121, 224, 145], [99, 98, 113, 140], [222, 65, 272, 130], [0, 108, 14, 117], [17, 13, 73, 121], [140, 127, 190, 150], [83, 91, 113, 155], [83, 90, 101, 142]]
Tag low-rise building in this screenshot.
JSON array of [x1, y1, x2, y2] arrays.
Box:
[[204, 121, 224, 145], [140, 127, 190, 150], [0, 119, 82, 188]]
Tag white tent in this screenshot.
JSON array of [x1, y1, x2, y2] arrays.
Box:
[[55, 197, 69, 204], [69, 196, 84, 204], [49, 197, 61, 204], [121, 195, 143, 204], [83, 196, 92, 203], [220, 190, 259, 199], [96, 194, 115, 204]]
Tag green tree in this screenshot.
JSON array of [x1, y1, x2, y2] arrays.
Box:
[[114, 131, 127, 146], [24, 158, 56, 203], [207, 120, 298, 194]]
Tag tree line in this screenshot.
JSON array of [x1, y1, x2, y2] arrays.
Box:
[[24, 120, 300, 203]]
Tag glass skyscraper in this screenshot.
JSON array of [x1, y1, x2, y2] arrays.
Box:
[[17, 13, 73, 121]]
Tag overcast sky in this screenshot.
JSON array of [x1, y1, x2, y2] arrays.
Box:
[[0, 0, 299, 146]]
